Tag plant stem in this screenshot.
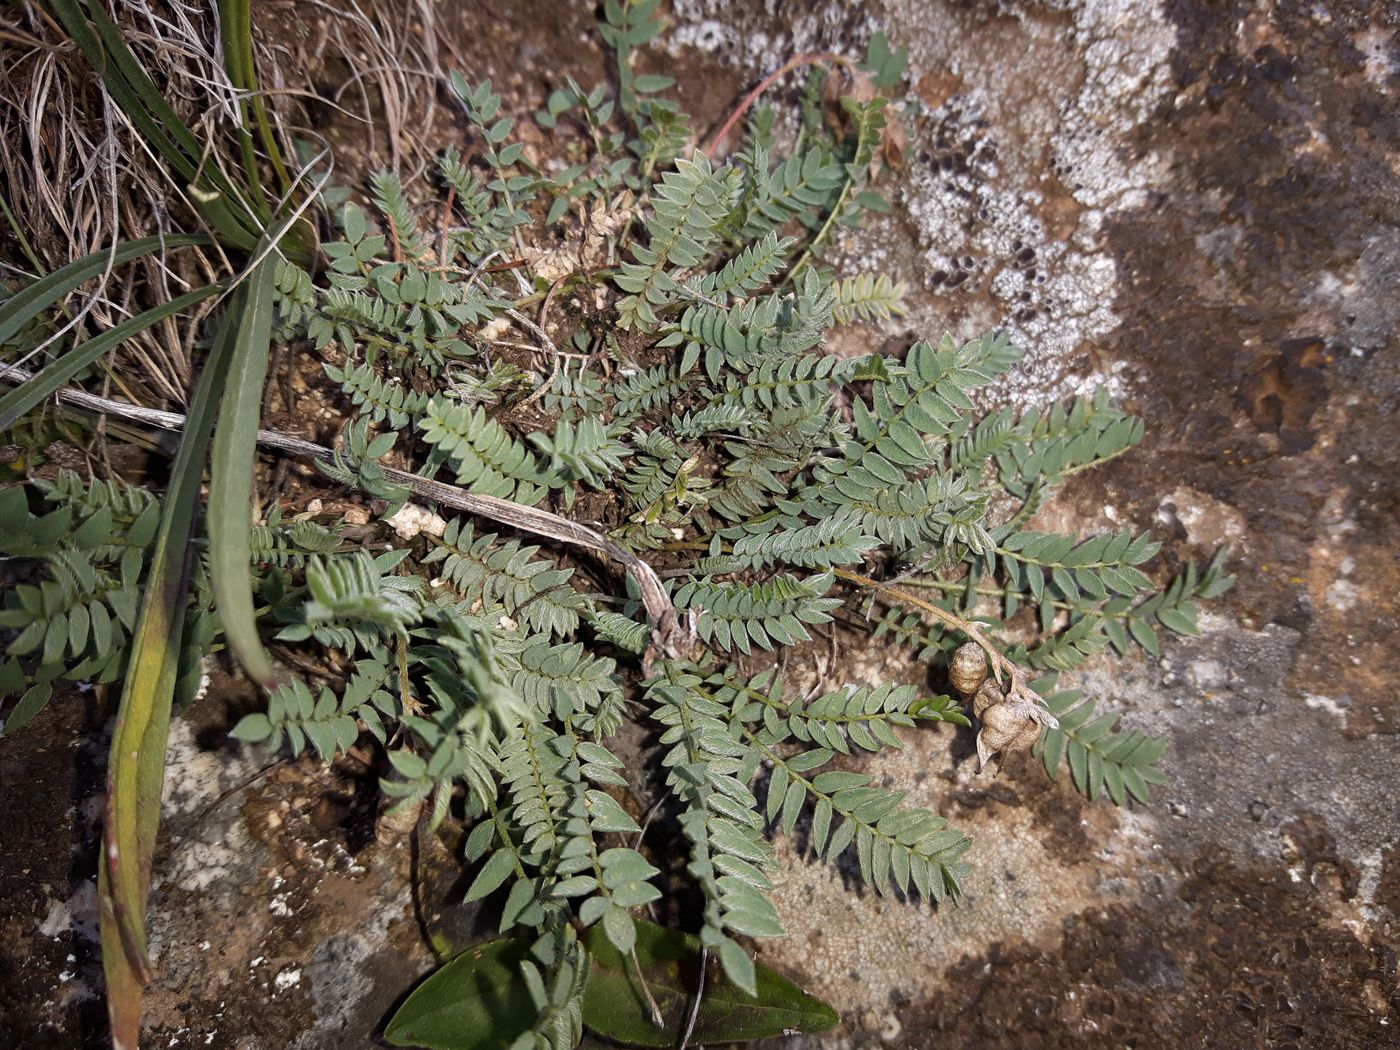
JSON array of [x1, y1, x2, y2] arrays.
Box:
[[0, 363, 688, 668], [833, 567, 1059, 728], [834, 568, 1012, 681], [702, 52, 854, 158]]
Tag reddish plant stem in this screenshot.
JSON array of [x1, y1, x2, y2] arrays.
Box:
[[702, 52, 854, 158]]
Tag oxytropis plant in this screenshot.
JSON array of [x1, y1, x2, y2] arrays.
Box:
[[0, 5, 1231, 1048]]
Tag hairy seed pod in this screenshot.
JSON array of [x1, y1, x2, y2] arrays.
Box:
[[977, 701, 1027, 753], [975, 696, 1043, 769], [949, 642, 988, 695], [973, 679, 1004, 718], [1008, 717, 1042, 754]]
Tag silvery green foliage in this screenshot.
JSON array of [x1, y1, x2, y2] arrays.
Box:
[[4, 19, 1231, 1034]]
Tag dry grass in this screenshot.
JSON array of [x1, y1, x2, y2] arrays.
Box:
[[265, 0, 454, 177], [0, 0, 449, 406]]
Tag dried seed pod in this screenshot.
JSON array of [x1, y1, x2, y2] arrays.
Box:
[[1008, 717, 1042, 754], [977, 701, 1026, 753], [975, 697, 1043, 769], [949, 642, 988, 695], [973, 679, 1004, 718]]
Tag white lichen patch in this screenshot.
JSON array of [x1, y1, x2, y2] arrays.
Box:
[[1326, 576, 1359, 613], [1049, 0, 1177, 212], [165, 822, 254, 893], [161, 717, 259, 817], [1304, 692, 1351, 727], [1353, 847, 1386, 924], [672, 0, 1182, 408], [37, 880, 99, 942], [667, 0, 880, 70], [273, 966, 303, 994], [891, 0, 1178, 403], [1357, 26, 1400, 90]]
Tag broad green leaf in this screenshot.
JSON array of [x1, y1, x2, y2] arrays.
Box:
[[581, 919, 838, 1047], [99, 298, 238, 1048], [383, 935, 540, 1050], [208, 258, 279, 689]]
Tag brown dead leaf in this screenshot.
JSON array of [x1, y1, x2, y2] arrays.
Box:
[[821, 70, 878, 138]]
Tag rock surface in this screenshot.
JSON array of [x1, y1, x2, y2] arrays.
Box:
[[2, 1, 1397, 1048]]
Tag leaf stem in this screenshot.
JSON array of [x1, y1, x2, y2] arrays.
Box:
[[629, 945, 666, 1028]]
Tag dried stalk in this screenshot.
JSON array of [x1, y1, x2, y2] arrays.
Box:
[[0, 363, 692, 669]]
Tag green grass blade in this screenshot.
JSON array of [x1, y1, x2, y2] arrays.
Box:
[[0, 189, 45, 276], [216, 0, 269, 219], [0, 234, 208, 347], [0, 282, 224, 431], [46, 0, 265, 251], [98, 300, 239, 1049], [217, 0, 293, 198], [207, 256, 279, 689]]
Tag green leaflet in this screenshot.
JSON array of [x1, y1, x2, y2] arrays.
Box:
[[420, 401, 563, 505], [207, 258, 280, 689], [0, 474, 163, 702], [325, 359, 432, 428], [672, 572, 842, 654], [831, 273, 908, 325], [647, 665, 779, 995]]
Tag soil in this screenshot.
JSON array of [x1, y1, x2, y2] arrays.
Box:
[[2, 1, 1398, 1049]]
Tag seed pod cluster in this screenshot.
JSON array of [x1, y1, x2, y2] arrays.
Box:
[[972, 679, 1002, 718], [947, 642, 1050, 769]]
